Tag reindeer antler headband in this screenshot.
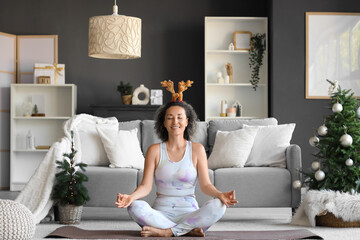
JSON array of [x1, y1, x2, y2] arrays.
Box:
[[161, 80, 194, 102]]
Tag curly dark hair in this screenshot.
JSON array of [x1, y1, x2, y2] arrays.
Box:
[[154, 101, 198, 142]]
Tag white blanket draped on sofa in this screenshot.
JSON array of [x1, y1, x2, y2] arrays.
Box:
[[15, 114, 119, 224]]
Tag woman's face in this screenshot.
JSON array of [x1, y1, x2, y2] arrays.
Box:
[[164, 106, 188, 136]]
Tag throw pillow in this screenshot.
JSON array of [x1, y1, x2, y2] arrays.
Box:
[[243, 124, 296, 168], [78, 121, 118, 166], [97, 127, 145, 169], [207, 127, 259, 170]]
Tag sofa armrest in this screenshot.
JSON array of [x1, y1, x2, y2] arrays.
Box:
[[285, 144, 302, 208]]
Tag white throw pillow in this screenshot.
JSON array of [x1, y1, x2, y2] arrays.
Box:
[[207, 127, 259, 170], [97, 127, 145, 169], [244, 124, 296, 168], [78, 121, 118, 165]]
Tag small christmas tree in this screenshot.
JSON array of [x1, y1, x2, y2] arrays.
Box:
[[52, 131, 90, 206], [306, 80, 360, 193]]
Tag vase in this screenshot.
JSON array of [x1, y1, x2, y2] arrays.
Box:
[[121, 94, 132, 105], [58, 204, 83, 224]]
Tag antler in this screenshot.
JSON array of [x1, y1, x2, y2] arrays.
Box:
[[161, 80, 178, 102], [178, 80, 194, 102]]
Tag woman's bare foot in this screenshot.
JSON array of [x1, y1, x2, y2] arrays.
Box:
[[185, 228, 205, 237], [141, 226, 173, 237]]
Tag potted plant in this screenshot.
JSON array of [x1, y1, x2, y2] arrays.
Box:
[[117, 81, 133, 105], [248, 33, 266, 91], [52, 131, 90, 224]]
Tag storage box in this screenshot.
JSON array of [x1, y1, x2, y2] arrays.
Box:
[[150, 90, 163, 105], [33, 63, 65, 84]]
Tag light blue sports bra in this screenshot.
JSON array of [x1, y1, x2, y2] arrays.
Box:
[[155, 141, 198, 196]]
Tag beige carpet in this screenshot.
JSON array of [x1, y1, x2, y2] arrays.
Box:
[[35, 219, 360, 240]]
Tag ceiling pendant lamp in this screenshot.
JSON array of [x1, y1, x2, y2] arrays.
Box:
[[88, 0, 141, 59]]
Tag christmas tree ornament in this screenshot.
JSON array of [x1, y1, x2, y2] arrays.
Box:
[[317, 125, 328, 136], [309, 136, 319, 147], [292, 180, 302, 190], [327, 79, 339, 95], [340, 133, 353, 147], [311, 161, 320, 171], [332, 102, 343, 113], [315, 170, 325, 181], [357, 106, 360, 118], [345, 158, 354, 166]]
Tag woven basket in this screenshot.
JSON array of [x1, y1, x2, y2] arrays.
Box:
[[58, 204, 83, 224], [316, 211, 360, 228]]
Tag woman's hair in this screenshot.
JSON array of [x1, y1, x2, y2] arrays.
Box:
[[154, 101, 198, 142]]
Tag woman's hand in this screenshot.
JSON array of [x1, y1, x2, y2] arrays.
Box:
[[114, 193, 134, 208], [218, 190, 238, 207]]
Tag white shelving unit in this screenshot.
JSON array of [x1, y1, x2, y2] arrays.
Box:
[[10, 84, 76, 191], [205, 17, 268, 121]]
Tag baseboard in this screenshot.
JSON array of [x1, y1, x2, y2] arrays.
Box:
[[0, 187, 10, 190]]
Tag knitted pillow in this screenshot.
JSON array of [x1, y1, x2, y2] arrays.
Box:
[[0, 199, 35, 240]]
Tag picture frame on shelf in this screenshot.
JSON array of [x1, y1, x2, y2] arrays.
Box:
[[306, 12, 360, 99], [233, 31, 252, 50]]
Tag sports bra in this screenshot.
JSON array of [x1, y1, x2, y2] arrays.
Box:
[[154, 141, 198, 196]]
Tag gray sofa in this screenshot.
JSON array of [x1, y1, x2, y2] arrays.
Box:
[[82, 118, 301, 219]]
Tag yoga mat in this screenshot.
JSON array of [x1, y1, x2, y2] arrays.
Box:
[[46, 226, 323, 239]]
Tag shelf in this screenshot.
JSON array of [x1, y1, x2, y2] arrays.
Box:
[[206, 83, 266, 87], [206, 50, 248, 54], [13, 149, 48, 152], [13, 116, 71, 120], [11, 84, 74, 88]]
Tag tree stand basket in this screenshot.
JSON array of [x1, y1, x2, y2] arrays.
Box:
[[316, 212, 360, 228], [58, 205, 83, 224]]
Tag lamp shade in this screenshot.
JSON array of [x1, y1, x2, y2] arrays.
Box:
[[88, 15, 141, 59]]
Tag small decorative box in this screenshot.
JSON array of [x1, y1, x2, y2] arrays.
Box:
[[150, 90, 163, 105], [33, 63, 65, 84], [37, 76, 51, 84]]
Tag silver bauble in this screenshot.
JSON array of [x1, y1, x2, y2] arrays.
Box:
[[311, 161, 320, 171], [345, 158, 354, 166], [317, 125, 328, 136], [332, 102, 343, 113], [309, 136, 319, 147], [315, 170, 325, 181], [292, 180, 302, 190], [357, 107, 360, 118], [340, 134, 353, 147]]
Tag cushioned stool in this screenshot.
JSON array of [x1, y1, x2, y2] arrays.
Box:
[[0, 199, 35, 240]]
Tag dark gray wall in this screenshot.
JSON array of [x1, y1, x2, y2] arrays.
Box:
[[2, 0, 359, 170], [269, 0, 360, 170], [0, 0, 267, 120]]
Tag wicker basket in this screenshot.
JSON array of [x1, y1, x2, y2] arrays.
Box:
[[58, 204, 83, 224], [316, 211, 360, 228]]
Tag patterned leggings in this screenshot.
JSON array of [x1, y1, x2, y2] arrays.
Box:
[[127, 195, 226, 236]]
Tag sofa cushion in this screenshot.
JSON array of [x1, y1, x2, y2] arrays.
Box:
[[78, 120, 118, 166], [137, 169, 214, 207], [141, 120, 208, 156], [97, 127, 144, 169], [119, 120, 141, 142], [208, 128, 258, 169], [141, 120, 161, 156], [208, 118, 278, 155], [214, 167, 291, 207], [84, 167, 138, 207], [244, 124, 296, 168]]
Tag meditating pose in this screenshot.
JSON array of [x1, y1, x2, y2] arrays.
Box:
[[114, 81, 237, 237]]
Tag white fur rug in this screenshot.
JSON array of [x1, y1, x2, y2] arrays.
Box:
[[292, 190, 360, 227]]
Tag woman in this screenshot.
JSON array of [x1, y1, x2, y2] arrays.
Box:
[[114, 101, 238, 237]]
